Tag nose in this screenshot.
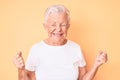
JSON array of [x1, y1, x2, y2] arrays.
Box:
[[56, 25, 62, 31]]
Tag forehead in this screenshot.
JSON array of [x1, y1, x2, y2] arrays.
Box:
[[47, 12, 68, 23]]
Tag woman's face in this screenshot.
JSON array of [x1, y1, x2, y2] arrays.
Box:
[[43, 12, 70, 43]]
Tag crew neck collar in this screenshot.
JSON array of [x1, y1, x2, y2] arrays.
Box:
[[41, 40, 69, 47]]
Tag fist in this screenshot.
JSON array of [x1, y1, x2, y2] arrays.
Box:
[[94, 51, 108, 67], [13, 51, 25, 69]]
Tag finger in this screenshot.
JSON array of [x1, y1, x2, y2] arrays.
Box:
[[19, 63, 25, 68], [102, 53, 107, 58], [17, 63, 25, 69], [17, 60, 25, 67], [19, 60, 24, 65], [101, 53, 107, 59], [103, 53, 108, 63], [96, 53, 106, 62], [17, 57, 23, 62], [98, 50, 103, 56], [97, 57, 105, 64], [16, 51, 22, 58], [100, 54, 107, 63], [98, 51, 107, 57]]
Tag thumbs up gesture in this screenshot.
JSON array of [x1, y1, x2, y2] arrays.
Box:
[[13, 51, 25, 69], [94, 51, 108, 68]]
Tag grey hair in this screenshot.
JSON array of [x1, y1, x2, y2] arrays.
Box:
[[44, 4, 70, 23]]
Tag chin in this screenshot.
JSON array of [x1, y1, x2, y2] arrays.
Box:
[[54, 38, 63, 42], [54, 37, 66, 42]]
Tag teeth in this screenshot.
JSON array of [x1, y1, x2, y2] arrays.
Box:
[[53, 33, 62, 37]]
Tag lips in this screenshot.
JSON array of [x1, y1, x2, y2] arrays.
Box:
[[53, 33, 63, 37]]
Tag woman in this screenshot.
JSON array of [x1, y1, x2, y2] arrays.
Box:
[[13, 4, 107, 80]]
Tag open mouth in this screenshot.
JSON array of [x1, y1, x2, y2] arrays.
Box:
[[53, 33, 63, 37]]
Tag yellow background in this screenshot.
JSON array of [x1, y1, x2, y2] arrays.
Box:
[[0, 0, 120, 80]]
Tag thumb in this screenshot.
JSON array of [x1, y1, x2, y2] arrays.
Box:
[[17, 51, 22, 57], [98, 50, 103, 56]]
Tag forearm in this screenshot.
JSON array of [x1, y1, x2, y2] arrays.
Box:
[[82, 65, 98, 80], [18, 69, 28, 80]]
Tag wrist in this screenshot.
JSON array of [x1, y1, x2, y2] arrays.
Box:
[[18, 67, 25, 72], [93, 64, 99, 69]]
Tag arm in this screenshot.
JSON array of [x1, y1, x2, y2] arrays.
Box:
[[78, 51, 108, 80], [18, 68, 35, 80], [13, 51, 36, 80], [78, 67, 86, 80], [80, 64, 98, 80]]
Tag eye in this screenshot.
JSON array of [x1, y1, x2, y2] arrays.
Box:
[[52, 24, 56, 26], [51, 24, 56, 27], [61, 24, 67, 27]]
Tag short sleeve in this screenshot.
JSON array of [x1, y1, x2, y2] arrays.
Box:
[[77, 47, 86, 67], [25, 46, 38, 71]]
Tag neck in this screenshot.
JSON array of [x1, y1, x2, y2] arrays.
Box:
[[44, 38, 67, 46]]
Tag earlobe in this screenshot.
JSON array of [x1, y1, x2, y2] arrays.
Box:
[[68, 24, 70, 29], [43, 23, 45, 27], [43, 23, 47, 30]]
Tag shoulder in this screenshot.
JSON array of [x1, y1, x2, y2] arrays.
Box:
[[29, 41, 44, 51], [67, 40, 81, 48]]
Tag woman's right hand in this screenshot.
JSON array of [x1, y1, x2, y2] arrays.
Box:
[[13, 51, 25, 69]]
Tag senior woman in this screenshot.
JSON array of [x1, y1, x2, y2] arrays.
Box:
[[13, 4, 107, 80]]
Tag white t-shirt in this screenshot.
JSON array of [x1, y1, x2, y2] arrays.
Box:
[[25, 40, 86, 80]]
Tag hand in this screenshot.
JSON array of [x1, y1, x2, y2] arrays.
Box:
[[13, 51, 25, 69], [94, 51, 108, 68]]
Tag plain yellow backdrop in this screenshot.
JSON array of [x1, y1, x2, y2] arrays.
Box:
[[0, 0, 120, 80]]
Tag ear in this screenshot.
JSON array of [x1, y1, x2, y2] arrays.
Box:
[[43, 22, 47, 30], [67, 23, 70, 29]]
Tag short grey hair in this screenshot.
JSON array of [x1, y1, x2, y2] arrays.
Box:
[[44, 4, 70, 23]]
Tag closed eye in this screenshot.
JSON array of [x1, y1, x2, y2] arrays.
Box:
[[60, 24, 67, 27]]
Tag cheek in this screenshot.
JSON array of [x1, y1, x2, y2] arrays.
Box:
[[63, 28, 68, 34], [47, 28, 55, 34]]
